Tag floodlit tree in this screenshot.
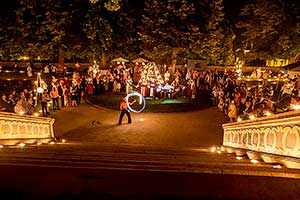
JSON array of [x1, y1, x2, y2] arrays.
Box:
[[13, 0, 72, 65], [89, 0, 121, 11], [236, 0, 300, 61], [204, 0, 227, 65], [140, 0, 232, 70], [109, 0, 142, 61], [140, 0, 200, 73], [84, 0, 113, 66]]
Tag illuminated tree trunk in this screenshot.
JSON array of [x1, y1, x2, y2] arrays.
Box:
[[170, 48, 178, 74], [101, 50, 107, 67], [58, 46, 65, 71]]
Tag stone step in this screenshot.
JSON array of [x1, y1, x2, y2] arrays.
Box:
[[0, 141, 299, 178]]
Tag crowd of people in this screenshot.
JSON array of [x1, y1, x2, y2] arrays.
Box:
[[210, 68, 300, 122], [0, 65, 85, 117], [210, 69, 275, 122], [0, 61, 299, 122]]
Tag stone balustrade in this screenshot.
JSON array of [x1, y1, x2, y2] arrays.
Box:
[[222, 110, 300, 168], [0, 112, 55, 145]]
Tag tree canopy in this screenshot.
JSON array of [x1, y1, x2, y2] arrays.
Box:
[[1, 0, 299, 66], [236, 0, 300, 61]]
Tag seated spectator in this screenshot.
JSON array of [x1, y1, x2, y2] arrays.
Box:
[[238, 101, 253, 120], [7, 93, 16, 106], [27, 97, 35, 115], [0, 94, 14, 112], [0, 95, 8, 112], [263, 95, 274, 112], [14, 99, 27, 114]]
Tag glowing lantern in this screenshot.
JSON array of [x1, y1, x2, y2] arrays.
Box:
[[37, 87, 44, 93]]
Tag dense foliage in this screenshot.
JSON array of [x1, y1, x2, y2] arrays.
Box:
[[236, 0, 300, 61], [0, 0, 299, 66]]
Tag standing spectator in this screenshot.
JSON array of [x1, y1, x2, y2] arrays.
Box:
[[40, 91, 50, 117], [51, 65, 57, 77], [27, 63, 33, 78], [218, 97, 224, 112], [62, 66, 68, 77], [19, 92, 29, 114], [70, 81, 78, 107], [50, 87, 60, 111], [44, 65, 50, 74], [211, 86, 219, 106], [87, 78, 94, 95], [75, 62, 80, 72], [63, 77, 71, 89], [76, 81, 82, 105], [57, 81, 64, 108], [228, 100, 237, 122], [63, 85, 69, 107]]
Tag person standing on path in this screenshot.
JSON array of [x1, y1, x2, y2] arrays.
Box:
[[118, 97, 136, 125], [50, 87, 60, 111]]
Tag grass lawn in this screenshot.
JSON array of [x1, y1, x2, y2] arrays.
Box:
[[87, 92, 210, 113]]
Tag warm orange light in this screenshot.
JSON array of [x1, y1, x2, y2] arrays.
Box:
[[292, 104, 300, 110], [250, 159, 258, 164], [236, 156, 242, 160], [19, 143, 25, 147], [265, 111, 271, 116], [249, 115, 255, 120], [210, 147, 216, 152]]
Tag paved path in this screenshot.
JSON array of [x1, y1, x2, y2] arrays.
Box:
[[3, 102, 300, 200], [52, 102, 227, 149]]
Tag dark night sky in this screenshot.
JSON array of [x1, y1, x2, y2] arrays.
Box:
[[224, 0, 249, 23], [0, 1, 15, 17]]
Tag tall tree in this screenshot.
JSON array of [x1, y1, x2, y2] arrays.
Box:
[[13, 0, 72, 66], [0, 1, 19, 60], [84, 1, 113, 66], [109, 0, 142, 61], [204, 0, 227, 65], [236, 0, 300, 61], [140, 0, 199, 73]]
